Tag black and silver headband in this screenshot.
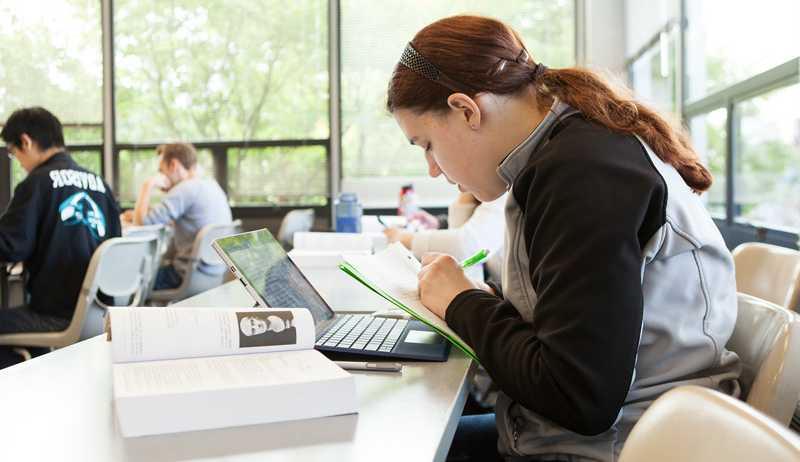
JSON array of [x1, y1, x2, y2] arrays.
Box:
[[398, 43, 547, 92], [399, 43, 469, 92]]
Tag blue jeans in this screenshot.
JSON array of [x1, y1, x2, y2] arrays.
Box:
[[154, 265, 183, 290], [447, 414, 590, 462], [447, 413, 502, 462]]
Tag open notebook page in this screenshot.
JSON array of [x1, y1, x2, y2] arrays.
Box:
[[342, 243, 476, 360]]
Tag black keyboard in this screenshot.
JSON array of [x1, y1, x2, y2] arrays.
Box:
[[316, 314, 408, 353]]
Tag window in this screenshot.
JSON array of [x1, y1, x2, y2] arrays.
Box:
[[627, 0, 800, 241], [624, 0, 678, 57], [1, 0, 103, 190], [0, 0, 102, 136], [685, 0, 800, 101], [114, 0, 328, 143], [113, 0, 328, 207], [625, 0, 680, 117], [688, 108, 727, 217], [734, 85, 800, 231], [629, 24, 679, 117], [340, 0, 575, 205], [227, 146, 327, 206]]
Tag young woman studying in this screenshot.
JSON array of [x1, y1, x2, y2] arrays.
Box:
[[387, 15, 741, 462]]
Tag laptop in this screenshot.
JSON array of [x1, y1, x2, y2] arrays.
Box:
[[212, 228, 450, 361]]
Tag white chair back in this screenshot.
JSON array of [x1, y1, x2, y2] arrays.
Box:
[[726, 293, 800, 425], [123, 223, 169, 300], [0, 235, 158, 348], [149, 220, 242, 303], [619, 385, 800, 462], [733, 242, 800, 310], [194, 220, 243, 268], [277, 209, 314, 248]]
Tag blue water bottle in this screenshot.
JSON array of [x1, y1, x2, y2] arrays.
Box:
[[335, 192, 362, 233]]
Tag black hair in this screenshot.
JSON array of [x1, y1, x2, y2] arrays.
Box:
[[1, 107, 65, 150]]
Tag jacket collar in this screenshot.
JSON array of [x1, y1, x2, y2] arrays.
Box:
[[496, 98, 579, 188], [34, 151, 71, 172]]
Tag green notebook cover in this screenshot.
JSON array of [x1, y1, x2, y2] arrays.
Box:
[[339, 261, 479, 363]]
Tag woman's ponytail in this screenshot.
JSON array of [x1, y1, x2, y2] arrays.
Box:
[[539, 68, 711, 192]]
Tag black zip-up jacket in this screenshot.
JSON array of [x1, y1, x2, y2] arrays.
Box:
[[444, 103, 739, 460], [0, 152, 121, 319]]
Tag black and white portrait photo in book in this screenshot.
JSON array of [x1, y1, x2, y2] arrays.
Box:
[[237, 310, 297, 347]]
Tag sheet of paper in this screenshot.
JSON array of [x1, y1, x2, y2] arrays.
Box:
[[109, 307, 316, 363], [342, 243, 477, 360]]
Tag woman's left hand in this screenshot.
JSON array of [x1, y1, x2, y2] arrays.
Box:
[[418, 253, 479, 319], [384, 227, 414, 249]]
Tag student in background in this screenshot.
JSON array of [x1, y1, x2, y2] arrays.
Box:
[[387, 15, 740, 462], [123, 143, 231, 290], [0, 107, 121, 366], [384, 191, 505, 282]]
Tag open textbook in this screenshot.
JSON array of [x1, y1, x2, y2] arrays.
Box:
[[339, 243, 479, 363], [108, 306, 358, 437]]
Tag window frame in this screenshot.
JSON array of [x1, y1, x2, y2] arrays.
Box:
[[626, 0, 800, 248], [337, 0, 581, 209], [1, 0, 580, 226]]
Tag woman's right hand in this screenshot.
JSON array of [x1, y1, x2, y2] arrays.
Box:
[[418, 253, 479, 319]]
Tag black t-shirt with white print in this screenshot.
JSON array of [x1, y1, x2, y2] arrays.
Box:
[[0, 152, 122, 319]]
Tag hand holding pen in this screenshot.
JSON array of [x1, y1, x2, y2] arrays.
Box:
[[418, 249, 492, 319]]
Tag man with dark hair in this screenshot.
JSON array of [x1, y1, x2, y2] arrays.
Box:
[[123, 142, 231, 290], [0, 107, 121, 366]]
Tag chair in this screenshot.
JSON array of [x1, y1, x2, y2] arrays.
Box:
[[732, 242, 800, 310], [0, 235, 158, 349], [277, 208, 314, 249], [1, 262, 26, 309], [725, 293, 800, 425], [123, 223, 171, 302], [618, 385, 800, 462], [149, 220, 242, 304]]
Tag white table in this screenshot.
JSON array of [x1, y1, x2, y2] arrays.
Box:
[[0, 277, 474, 461]]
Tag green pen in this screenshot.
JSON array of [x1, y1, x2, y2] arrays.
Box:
[[461, 248, 490, 268]]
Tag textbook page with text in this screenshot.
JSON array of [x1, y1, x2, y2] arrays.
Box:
[[107, 307, 358, 437]]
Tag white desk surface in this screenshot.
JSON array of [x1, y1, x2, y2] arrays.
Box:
[[0, 275, 474, 462]]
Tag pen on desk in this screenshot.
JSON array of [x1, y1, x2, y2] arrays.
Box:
[[335, 361, 403, 372], [376, 215, 388, 228], [460, 248, 490, 268]]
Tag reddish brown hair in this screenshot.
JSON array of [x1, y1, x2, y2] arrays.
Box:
[[387, 15, 711, 192]]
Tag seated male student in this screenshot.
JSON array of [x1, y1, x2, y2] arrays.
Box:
[[0, 107, 121, 366], [123, 143, 232, 290]]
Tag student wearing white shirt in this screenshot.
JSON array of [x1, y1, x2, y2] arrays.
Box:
[[383, 191, 505, 282]]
